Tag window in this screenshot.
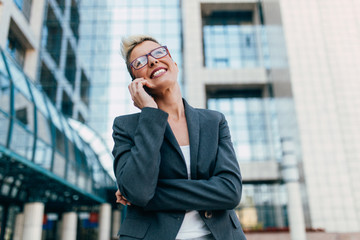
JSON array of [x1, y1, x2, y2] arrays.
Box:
[[65, 42, 76, 88], [13, 0, 32, 21], [236, 184, 288, 231], [61, 90, 73, 117], [6, 29, 26, 67], [43, 5, 63, 65], [0, 73, 10, 146], [15, 108, 27, 125], [55, 0, 65, 13], [70, 0, 80, 41], [206, 86, 279, 162], [10, 90, 34, 159], [39, 62, 57, 104], [80, 70, 90, 106], [201, 3, 266, 68], [77, 113, 85, 123]]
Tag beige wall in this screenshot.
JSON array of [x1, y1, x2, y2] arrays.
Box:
[[279, 0, 360, 232], [0, 0, 45, 81], [182, 0, 268, 108], [182, 0, 360, 233]]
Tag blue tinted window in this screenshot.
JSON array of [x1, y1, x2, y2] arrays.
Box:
[[207, 91, 278, 162], [34, 139, 52, 170], [8, 60, 32, 100], [0, 54, 8, 78], [29, 84, 49, 117], [0, 73, 10, 114], [0, 112, 9, 146], [202, 10, 269, 68]]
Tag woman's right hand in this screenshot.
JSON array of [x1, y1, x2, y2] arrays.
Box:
[[128, 78, 157, 109], [115, 189, 131, 206]]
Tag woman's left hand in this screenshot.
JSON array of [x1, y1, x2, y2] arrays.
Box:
[[115, 189, 132, 206]]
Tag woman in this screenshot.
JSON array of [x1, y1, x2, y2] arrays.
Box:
[[112, 35, 246, 240]]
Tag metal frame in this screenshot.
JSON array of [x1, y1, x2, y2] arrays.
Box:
[[0, 48, 115, 205]]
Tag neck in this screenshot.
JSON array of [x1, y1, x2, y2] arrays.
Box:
[[154, 84, 184, 120]]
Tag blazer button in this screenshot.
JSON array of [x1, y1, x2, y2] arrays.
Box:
[[204, 211, 213, 219]]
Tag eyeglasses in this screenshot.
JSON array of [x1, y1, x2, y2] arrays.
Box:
[[130, 46, 169, 70]]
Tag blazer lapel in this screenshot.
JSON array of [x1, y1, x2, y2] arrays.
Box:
[[164, 123, 183, 159], [163, 99, 200, 179], [184, 99, 199, 180]]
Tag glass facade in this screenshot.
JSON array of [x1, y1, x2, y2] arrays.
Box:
[[237, 184, 288, 231], [106, 0, 183, 147], [207, 92, 287, 230], [76, 0, 112, 140], [0, 49, 114, 203], [207, 91, 281, 163], [202, 7, 269, 68], [202, 2, 292, 231], [203, 24, 269, 68]]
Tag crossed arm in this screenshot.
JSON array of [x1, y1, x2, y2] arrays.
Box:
[[113, 108, 242, 211]]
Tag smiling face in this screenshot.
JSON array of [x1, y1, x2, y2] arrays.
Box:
[[129, 41, 179, 94]]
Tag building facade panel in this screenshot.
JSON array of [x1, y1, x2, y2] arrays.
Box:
[[279, 0, 360, 232], [182, 0, 300, 231]]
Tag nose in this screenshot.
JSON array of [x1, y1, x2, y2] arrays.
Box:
[[147, 55, 158, 67]]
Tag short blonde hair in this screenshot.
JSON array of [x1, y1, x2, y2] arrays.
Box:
[[120, 34, 160, 79]]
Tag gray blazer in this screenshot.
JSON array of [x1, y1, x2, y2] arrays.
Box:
[[112, 100, 246, 240]]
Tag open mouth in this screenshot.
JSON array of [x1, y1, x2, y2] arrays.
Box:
[[150, 68, 167, 79]]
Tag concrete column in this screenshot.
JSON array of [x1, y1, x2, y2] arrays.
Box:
[[13, 213, 24, 240], [112, 209, 121, 239], [0, 0, 11, 48], [56, 219, 63, 240], [286, 181, 307, 240], [22, 202, 44, 240], [273, 184, 285, 228], [281, 138, 307, 240], [61, 212, 77, 240], [98, 203, 111, 240]]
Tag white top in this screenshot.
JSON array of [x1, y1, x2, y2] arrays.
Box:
[[175, 145, 211, 239]]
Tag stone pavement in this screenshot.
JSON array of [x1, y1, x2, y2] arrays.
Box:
[[246, 232, 360, 240]]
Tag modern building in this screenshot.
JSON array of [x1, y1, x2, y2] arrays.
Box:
[[108, 0, 360, 238], [0, 0, 118, 239], [1, 0, 360, 239], [180, 0, 360, 236], [183, 0, 299, 233]]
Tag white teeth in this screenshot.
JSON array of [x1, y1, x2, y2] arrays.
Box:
[[153, 69, 166, 77]]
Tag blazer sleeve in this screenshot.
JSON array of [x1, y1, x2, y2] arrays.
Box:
[[112, 107, 168, 207], [144, 114, 242, 211]]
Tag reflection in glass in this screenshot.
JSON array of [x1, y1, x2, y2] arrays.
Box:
[[36, 110, 51, 144], [14, 90, 34, 130], [67, 161, 77, 185], [0, 113, 9, 146], [8, 60, 32, 99], [78, 170, 87, 190], [208, 96, 276, 162], [53, 152, 65, 177], [29, 83, 49, 117], [10, 123, 33, 159], [237, 184, 288, 230], [34, 139, 52, 170], [203, 25, 265, 68], [10, 90, 34, 159], [0, 74, 10, 145], [0, 54, 8, 77], [55, 128, 65, 155], [48, 103, 62, 130]]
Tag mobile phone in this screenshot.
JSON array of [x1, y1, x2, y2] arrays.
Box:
[[143, 85, 153, 97]]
